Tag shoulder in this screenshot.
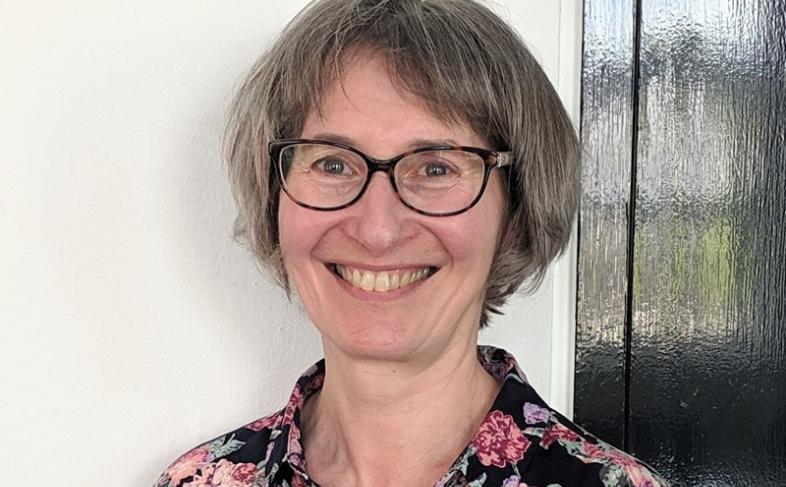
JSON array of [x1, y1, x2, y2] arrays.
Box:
[[153, 411, 283, 487], [522, 407, 670, 487], [472, 348, 670, 487]]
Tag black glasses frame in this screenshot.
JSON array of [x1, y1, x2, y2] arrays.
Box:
[[268, 139, 511, 217]]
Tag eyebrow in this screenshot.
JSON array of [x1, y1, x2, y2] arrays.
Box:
[[308, 133, 461, 151]]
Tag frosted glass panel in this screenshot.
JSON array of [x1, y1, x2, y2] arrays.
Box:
[[578, 0, 786, 484], [631, 0, 786, 484], [575, 0, 637, 449]]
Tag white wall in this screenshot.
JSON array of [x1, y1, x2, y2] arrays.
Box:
[[0, 1, 581, 485]]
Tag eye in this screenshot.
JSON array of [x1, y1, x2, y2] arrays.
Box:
[[314, 157, 351, 176], [423, 162, 451, 177]]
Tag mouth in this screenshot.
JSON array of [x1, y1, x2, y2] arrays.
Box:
[[330, 264, 439, 293]]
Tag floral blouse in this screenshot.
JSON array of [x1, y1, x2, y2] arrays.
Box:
[[155, 346, 669, 487]]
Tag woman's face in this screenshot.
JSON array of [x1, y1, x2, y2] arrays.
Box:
[[278, 54, 506, 363]]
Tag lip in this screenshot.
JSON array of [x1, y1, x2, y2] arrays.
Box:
[[325, 262, 439, 301], [330, 261, 436, 273]]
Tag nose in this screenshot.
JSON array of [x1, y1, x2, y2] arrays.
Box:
[[350, 172, 406, 255]]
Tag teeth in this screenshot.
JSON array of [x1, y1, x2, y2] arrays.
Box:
[[390, 273, 400, 290], [360, 271, 375, 291], [400, 272, 411, 287], [374, 272, 391, 292], [334, 265, 434, 293], [352, 269, 362, 287]]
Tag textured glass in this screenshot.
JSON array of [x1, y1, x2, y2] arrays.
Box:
[[630, 0, 786, 484], [575, 0, 636, 448], [579, 0, 786, 483]]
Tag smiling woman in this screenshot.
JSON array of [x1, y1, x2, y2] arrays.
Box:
[[154, 0, 669, 486], [278, 54, 506, 365]]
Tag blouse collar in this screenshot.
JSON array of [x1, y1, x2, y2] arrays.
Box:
[[263, 345, 533, 483]]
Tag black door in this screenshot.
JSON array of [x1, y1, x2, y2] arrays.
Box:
[[576, 0, 786, 484]]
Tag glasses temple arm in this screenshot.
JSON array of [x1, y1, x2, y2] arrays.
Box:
[[496, 152, 512, 168]]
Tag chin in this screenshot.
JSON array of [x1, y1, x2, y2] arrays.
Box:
[[317, 312, 426, 363]]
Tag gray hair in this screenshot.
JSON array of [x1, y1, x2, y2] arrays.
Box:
[[225, 0, 580, 327]]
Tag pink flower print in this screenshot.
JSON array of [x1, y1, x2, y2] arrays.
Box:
[[210, 460, 258, 487], [572, 436, 664, 486], [286, 423, 305, 468], [523, 403, 550, 425], [540, 422, 580, 449], [247, 412, 280, 432], [291, 474, 308, 487], [472, 410, 531, 468], [572, 438, 601, 460], [184, 463, 216, 487], [167, 447, 211, 486], [605, 449, 662, 486], [281, 386, 305, 425], [604, 443, 638, 467]]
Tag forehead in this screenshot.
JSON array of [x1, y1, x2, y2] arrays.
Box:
[[301, 53, 487, 155]]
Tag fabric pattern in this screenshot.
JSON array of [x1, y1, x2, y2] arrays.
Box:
[[155, 346, 669, 486]]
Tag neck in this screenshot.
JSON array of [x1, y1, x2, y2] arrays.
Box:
[[301, 338, 500, 487]]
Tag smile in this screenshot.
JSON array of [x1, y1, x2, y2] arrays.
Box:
[[332, 264, 437, 293]]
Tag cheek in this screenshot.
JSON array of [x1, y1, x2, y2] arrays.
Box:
[[277, 198, 337, 314], [277, 197, 322, 270], [277, 197, 298, 261], [435, 213, 502, 276], [445, 181, 507, 281], [481, 175, 508, 253], [277, 197, 349, 295], [460, 179, 506, 254], [442, 221, 491, 258]]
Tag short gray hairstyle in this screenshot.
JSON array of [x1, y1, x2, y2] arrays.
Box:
[[225, 0, 580, 328]]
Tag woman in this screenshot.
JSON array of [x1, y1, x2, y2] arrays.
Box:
[[156, 0, 669, 486]]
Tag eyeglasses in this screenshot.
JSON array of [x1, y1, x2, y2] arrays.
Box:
[[269, 139, 511, 216]]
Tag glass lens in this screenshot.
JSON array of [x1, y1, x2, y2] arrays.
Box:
[[279, 144, 367, 208], [395, 149, 485, 214]]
